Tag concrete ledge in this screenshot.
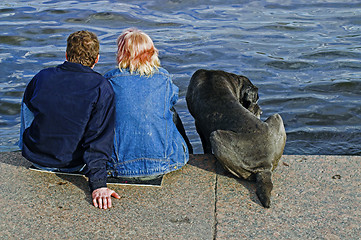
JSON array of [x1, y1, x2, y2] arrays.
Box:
[[0, 152, 360, 239]]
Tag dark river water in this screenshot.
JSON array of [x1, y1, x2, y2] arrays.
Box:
[[0, 0, 360, 155]]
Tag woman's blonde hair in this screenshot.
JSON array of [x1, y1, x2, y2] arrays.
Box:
[[117, 28, 160, 75]]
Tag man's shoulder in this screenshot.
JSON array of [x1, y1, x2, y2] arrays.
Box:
[[95, 72, 114, 97], [100, 77, 115, 94], [35, 65, 58, 76]]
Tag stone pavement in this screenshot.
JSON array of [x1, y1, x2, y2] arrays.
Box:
[[0, 151, 360, 239]]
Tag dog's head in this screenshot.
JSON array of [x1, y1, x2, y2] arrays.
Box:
[[239, 76, 261, 117]]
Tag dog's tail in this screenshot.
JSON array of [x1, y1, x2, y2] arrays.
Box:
[[255, 170, 273, 208]]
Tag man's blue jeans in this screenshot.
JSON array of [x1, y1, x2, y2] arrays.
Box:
[[19, 102, 33, 150]]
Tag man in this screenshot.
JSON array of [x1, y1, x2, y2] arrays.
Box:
[[20, 30, 120, 209]]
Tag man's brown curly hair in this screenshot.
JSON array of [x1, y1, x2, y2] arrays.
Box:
[[66, 30, 99, 67]]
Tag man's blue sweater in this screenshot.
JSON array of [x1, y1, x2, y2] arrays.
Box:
[[21, 61, 115, 191]]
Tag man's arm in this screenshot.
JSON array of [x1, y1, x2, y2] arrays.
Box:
[[82, 81, 119, 209]]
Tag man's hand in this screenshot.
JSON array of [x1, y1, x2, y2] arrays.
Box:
[[92, 187, 120, 209]]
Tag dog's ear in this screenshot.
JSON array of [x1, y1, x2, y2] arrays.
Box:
[[248, 103, 262, 118]]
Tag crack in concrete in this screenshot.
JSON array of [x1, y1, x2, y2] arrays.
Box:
[[213, 173, 218, 240]]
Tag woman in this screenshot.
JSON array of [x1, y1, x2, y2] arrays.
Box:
[[105, 28, 192, 180]]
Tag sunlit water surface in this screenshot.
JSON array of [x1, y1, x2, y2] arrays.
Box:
[[1, 0, 360, 155]]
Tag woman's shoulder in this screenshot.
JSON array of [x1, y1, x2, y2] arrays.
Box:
[[104, 68, 130, 79], [152, 67, 172, 80], [104, 68, 119, 79], [156, 67, 170, 75]]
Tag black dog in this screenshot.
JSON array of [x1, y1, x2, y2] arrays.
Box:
[[186, 69, 286, 208]]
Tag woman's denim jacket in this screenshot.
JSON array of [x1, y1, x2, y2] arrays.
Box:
[[104, 67, 189, 177]]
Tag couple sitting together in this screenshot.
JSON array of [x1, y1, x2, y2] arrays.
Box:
[[19, 29, 192, 210]]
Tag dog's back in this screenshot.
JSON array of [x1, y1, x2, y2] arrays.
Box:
[[187, 69, 259, 120], [186, 69, 264, 152]]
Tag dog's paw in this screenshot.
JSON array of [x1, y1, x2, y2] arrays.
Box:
[[255, 170, 273, 208]]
